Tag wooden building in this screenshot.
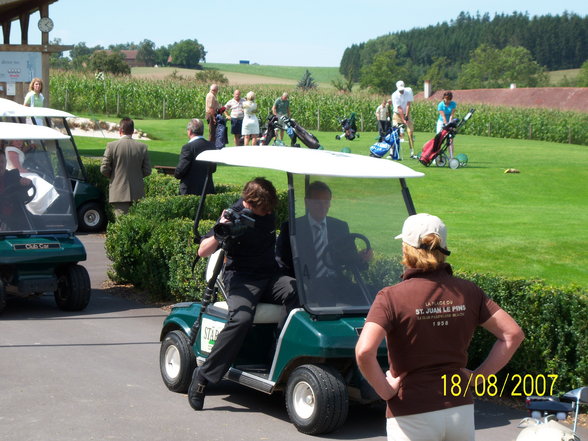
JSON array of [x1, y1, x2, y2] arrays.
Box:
[[0, 0, 72, 105]]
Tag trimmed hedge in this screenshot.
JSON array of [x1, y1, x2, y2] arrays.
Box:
[[102, 172, 588, 394]]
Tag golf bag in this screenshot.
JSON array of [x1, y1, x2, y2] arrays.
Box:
[[370, 126, 401, 159], [419, 108, 475, 167], [336, 113, 358, 141], [280, 116, 321, 149], [259, 114, 279, 146], [214, 113, 228, 149]]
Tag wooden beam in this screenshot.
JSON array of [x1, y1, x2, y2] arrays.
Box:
[[0, 44, 73, 53], [2, 20, 11, 45], [19, 13, 29, 45]]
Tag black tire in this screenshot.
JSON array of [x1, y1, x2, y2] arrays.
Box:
[[285, 364, 349, 435], [0, 282, 6, 314], [160, 330, 196, 393], [77, 201, 106, 233], [54, 264, 91, 311]]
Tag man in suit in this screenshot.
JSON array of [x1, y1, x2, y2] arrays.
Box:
[[174, 119, 216, 196], [100, 117, 151, 217], [277, 181, 372, 305]]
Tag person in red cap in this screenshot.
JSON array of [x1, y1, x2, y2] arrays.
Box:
[[356, 213, 524, 441]]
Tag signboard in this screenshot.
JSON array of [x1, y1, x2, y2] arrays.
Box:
[[0, 52, 42, 83]]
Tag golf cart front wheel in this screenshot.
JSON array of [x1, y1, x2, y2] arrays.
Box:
[[160, 330, 196, 393], [285, 364, 349, 435], [54, 264, 91, 311], [0, 281, 6, 313]]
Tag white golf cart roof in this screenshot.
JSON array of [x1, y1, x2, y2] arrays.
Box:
[[0, 97, 74, 118], [0, 121, 71, 140], [198, 146, 424, 178]]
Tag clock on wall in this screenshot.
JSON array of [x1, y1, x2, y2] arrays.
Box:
[[38, 17, 54, 33]]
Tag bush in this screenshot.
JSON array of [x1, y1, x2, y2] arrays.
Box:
[[458, 271, 588, 394], [105, 187, 288, 301]]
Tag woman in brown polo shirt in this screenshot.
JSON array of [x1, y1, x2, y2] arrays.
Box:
[[356, 213, 524, 441]]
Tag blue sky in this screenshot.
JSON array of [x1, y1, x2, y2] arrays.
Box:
[[13, 0, 588, 67]]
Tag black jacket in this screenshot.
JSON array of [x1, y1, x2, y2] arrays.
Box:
[[174, 137, 216, 195]]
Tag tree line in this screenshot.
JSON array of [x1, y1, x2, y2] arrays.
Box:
[[51, 39, 206, 74], [339, 11, 588, 93]]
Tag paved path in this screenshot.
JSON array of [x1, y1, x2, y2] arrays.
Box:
[[1, 233, 583, 441]]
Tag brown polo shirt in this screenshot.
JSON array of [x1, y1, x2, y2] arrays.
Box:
[[366, 263, 500, 417]]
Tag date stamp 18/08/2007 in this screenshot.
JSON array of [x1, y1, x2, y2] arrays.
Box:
[[441, 374, 559, 398]]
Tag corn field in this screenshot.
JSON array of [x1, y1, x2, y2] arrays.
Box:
[[50, 71, 588, 145]]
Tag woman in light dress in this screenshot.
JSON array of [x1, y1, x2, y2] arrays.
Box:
[[23, 78, 45, 107], [241, 91, 260, 146]]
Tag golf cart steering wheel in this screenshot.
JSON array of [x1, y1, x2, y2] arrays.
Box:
[[0, 181, 37, 205], [323, 233, 371, 270]]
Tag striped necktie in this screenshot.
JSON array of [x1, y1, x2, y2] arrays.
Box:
[[314, 223, 328, 278]]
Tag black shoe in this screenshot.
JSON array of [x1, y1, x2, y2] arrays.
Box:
[[188, 368, 207, 411]]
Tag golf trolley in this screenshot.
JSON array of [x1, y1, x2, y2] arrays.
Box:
[[516, 386, 587, 440], [419, 108, 475, 169]]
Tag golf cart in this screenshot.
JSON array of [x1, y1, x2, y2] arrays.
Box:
[[0, 122, 91, 313], [0, 98, 106, 232], [159, 147, 423, 434]]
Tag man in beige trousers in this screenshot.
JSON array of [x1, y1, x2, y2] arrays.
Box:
[[100, 117, 151, 217]]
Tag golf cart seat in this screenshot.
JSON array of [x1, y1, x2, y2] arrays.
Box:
[[205, 249, 282, 324]]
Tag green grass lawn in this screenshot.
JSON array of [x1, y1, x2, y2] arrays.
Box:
[[75, 116, 588, 288]]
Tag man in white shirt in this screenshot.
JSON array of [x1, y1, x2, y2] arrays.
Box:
[[224, 89, 245, 146], [391, 80, 416, 159]]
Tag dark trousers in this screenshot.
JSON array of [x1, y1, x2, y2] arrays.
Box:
[[378, 120, 391, 141], [199, 271, 298, 384]]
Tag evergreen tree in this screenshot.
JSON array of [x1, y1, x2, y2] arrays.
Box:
[[297, 70, 317, 91]]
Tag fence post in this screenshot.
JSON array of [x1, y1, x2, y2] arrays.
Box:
[[529, 124, 533, 139], [116, 93, 120, 116], [317, 108, 320, 131], [163, 98, 167, 120], [360, 113, 364, 132], [487, 122, 491, 137], [64, 88, 68, 112], [568, 127, 572, 144]]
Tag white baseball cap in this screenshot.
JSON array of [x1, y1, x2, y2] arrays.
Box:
[[395, 213, 450, 255], [396, 80, 405, 91]]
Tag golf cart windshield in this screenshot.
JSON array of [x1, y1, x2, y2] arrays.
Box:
[[197, 147, 423, 316], [0, 99, 86, 181], [0, 122, 78, 234], [287, 174, 410, 315]]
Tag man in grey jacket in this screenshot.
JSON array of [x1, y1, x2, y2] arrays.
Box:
[[100, 117, 151, 217]]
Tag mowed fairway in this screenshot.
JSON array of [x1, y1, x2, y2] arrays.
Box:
[[74, 118, 587, 288]]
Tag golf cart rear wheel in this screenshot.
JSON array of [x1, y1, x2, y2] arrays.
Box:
[[77, 201, 106, 233], [54, 264, 91, 311], [285, 364, 349, 435], [159, 330, 196, 393]]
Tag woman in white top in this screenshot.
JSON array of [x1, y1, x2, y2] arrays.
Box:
[[241, 91, 260, 146], [5, 140, 30, 173]]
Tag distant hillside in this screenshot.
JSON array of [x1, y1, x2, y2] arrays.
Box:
[[340, 11, 588, 83], [203, 63, 341, 85]]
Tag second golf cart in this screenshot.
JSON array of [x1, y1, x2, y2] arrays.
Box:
[[159, 147, 423, 434], [0, 122, 91, 313]]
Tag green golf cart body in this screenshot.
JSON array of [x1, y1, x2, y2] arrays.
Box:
[[159, 147, 424, 434]]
